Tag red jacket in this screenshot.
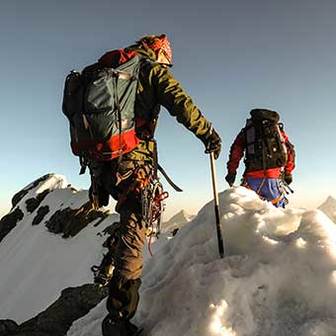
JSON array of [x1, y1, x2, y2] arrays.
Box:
[[227, 128, 295, 179]]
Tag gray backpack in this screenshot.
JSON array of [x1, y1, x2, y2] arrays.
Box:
[[62, 55, 141, 161]]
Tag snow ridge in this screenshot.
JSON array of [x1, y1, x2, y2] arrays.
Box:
[[69, 187, 336, 336]]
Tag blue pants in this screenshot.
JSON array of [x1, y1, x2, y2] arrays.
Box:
[[244, 177, 287, 208]]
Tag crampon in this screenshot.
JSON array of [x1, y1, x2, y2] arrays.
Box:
[[91, 252, 114, 287]]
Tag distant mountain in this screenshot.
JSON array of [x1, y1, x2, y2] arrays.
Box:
[[161, 209, 195, 234], [319, 196, 336, 223]]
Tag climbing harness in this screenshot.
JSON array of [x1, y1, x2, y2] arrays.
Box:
[[141, 174, 169, 256]]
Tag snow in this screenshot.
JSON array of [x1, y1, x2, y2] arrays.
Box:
[[1, 177, 336, 335], [68, 187, 336, 336]]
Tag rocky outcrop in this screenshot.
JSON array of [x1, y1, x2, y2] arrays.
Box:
[[25, 190, 50, 214], [1, 284, 108, 336], [32, 206, 50, 226], [0, 319, 19, 336], [0, 175, 53, 243], [0, 174, 114, 336], [11, 175, 52, 209], [0, 208, 24, 243], [46, 203, 109, 238], [7, 332, 48, 336]]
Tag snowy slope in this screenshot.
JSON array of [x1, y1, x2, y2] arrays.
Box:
[[0, 174, 117, 323], [319, 196, 336, 223], [2, 178, 336, 336], [68, 187, 336, 336]]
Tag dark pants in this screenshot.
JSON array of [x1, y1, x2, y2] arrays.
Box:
[[89, 158, 153, 322]]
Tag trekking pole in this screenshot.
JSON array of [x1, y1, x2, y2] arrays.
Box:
[[209, 152, 224, 258]]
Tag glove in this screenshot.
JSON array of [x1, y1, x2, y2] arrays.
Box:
[[200, 128, 222, 160], [225, 172, 236, 187], [284, 173, 293, 185]]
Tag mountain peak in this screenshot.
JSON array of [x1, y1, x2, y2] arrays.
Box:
[[166, 209, 193, 223], [161, 209, 195, 233], [319, 195, 336, 208], [325, 195, 336, 203], [319, 195, 336, 223]]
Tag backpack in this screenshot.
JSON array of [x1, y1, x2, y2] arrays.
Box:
[[244, 109, 288, 171], [62, 55, 142, 161]]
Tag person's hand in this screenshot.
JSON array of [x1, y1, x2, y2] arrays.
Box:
[[200, 128, 222, 159], [225, 173, 236, 187], [284, 173, 293, 185]]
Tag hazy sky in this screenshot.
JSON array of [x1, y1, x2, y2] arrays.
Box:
[[1, 0, 335, 218]]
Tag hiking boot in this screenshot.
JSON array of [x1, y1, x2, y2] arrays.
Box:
[[102, 315, 141, 336]]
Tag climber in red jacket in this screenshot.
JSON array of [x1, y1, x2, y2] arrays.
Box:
[[225, 109, 295, 207]]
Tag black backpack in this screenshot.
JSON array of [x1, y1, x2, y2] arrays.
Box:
[[244, 109, 288, 171], [62, 55, 142, 161]]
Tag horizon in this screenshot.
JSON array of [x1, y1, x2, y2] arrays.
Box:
[[0, 173, 334, 221]]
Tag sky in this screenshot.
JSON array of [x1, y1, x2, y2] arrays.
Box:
[[1, 0, 336, 219]]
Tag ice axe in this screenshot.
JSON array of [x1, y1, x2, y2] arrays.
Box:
[[209, 152, 224, 258]]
